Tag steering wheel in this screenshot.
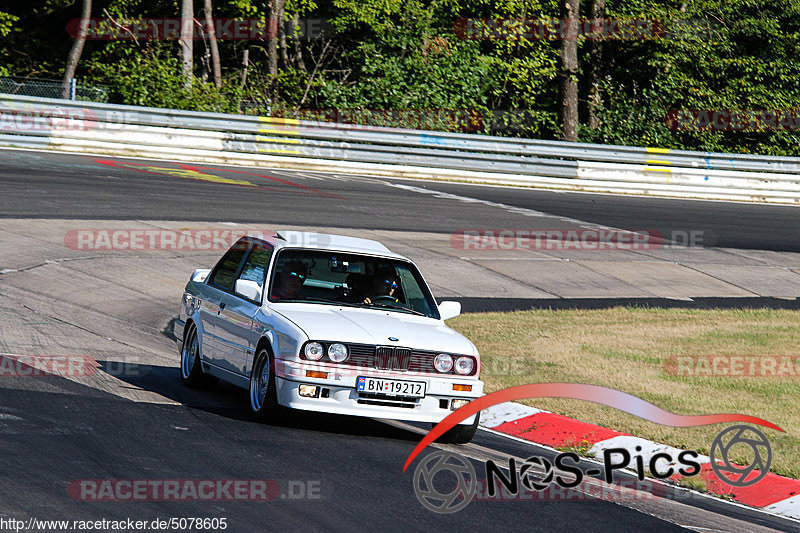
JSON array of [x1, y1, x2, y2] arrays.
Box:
[[371, 295, 401, 305]]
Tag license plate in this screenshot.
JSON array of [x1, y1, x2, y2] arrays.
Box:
[[357, 376, 426, 397]]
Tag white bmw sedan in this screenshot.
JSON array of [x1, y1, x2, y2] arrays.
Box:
[[175, 231, 483, 443]]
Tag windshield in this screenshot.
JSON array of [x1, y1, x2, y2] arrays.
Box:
[[267, 249, 439, 319]]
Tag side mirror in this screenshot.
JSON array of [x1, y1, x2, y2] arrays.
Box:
[[235, 279, 262, 302], [191, 268, 211, 283], [438, 301, 461, 320]]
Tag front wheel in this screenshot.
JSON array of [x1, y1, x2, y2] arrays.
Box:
[[434, 411, 480, 444], [180, 324, 215, 387], [249, 348, 282, 422]]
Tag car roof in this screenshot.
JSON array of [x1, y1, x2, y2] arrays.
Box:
[[246, 231, 409, 260]]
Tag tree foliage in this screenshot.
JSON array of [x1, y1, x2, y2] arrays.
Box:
[[2, 0, 800, 154]]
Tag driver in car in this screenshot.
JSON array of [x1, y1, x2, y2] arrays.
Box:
[[272, 261, 308, 301], [363, 269, 400, 305]]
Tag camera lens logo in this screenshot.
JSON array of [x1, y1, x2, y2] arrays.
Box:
[[710, 425, 772, 488], [519, 456, 554, 491], [413, 451, 477, 514]]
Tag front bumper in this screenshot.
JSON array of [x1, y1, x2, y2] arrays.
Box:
[[274, 360, 483, 425]]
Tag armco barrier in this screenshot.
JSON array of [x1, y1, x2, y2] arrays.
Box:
[[2, 93, 800, 203]]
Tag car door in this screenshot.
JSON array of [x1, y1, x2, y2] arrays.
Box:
[[215, 240, 273, 376], [202, 240, 250, 371]]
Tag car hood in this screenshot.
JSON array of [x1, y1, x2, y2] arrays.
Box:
[[270, 303, 477, 355]]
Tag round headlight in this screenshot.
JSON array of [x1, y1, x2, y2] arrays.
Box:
[[304, 342, 324, 361], [434, 353, 453, 373], [454, 356, 474, 375], [327, 343, 349, 362]]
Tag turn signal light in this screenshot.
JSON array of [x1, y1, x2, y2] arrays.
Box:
[[306, 370, 328, 379], [452, 384, 472, 392]]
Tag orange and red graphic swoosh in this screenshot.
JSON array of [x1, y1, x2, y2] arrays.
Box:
[[403, 383, 784, 472]]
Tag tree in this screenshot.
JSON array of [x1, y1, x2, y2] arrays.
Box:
[[267, 0, 286, 93], [586, 0, 604, 129], [560, 0, 580, 141], [290, 12, 307, 73], [0, 10, 18, 38], [62, 0, 91, 99], [180, 0, 194, 89], [202, 0, 221, 88]]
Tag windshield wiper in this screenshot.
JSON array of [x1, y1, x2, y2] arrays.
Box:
[[368, 303, 427, 316], [300, 297, 364, 308], [295, 297, 428, 317]]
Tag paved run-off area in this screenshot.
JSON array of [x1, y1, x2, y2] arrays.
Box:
[[3, 219, 800, 303], [1, 217, 800, 402]]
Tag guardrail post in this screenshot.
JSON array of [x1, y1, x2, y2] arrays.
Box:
[[69, 78, 77, 101]]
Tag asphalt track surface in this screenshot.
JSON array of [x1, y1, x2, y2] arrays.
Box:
[[0, 149, 798, 252], [0, 368, 688, 532], [1, 148, 799, 532]]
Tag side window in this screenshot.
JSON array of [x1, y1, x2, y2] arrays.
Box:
[[208, 240, 249, 291], [235, 241, 273, 301], [396, 264, 435, 317]]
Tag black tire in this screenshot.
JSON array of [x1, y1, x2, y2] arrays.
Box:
[[180, 324, 217, 387], [249, 347, 283, 422], [434, 411, 480, 444]]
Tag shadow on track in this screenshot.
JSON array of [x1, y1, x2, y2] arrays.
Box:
[[96, 360, 422, 443]]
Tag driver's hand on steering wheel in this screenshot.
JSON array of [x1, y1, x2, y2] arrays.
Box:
[[364, 295, 400, 305]]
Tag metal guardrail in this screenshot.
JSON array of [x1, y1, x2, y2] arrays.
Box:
[[1, 93, 800, 203]]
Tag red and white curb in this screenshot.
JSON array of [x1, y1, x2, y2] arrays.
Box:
[[480, 402, 800, 520]]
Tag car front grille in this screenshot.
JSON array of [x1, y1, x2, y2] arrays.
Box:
[[346, 344, 435, 373]]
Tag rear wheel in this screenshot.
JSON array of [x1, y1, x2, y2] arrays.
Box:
[[180, 324, 216, 387], [434, 411, 480, 444], [249, 347, 282, 421]]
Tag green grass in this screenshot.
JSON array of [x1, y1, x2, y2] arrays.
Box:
[[449, 307, 800, 479], [678, 476, 708, 492]]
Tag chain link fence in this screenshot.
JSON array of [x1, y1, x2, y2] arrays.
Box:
[[0, 76, 109, 102], [239, 98, 271, 116]]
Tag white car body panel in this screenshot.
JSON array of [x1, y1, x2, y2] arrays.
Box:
[[269, 304, 478, 356]]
